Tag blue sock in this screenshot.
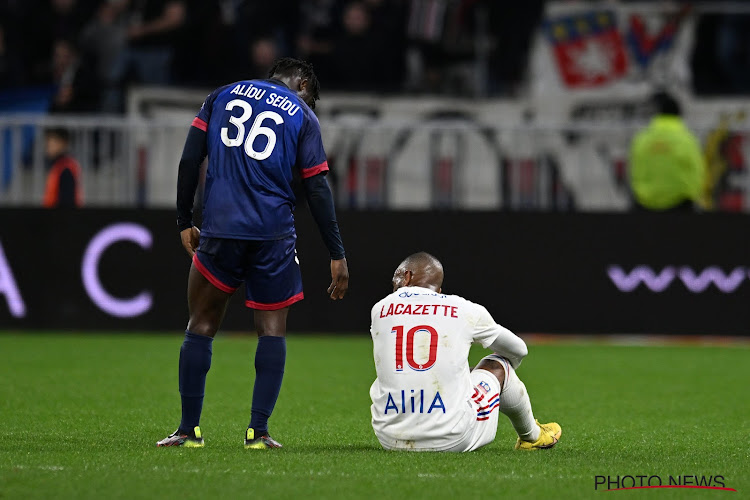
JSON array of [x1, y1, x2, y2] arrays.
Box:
[[178, 331, 213, 434], [249, 336, 286, 435]]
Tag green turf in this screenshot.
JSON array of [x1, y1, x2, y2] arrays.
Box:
[[0, 333, 748, 499]]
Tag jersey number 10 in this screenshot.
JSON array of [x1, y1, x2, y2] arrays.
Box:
[[221, 99, 284, 160], [392, 325, 438, 372]]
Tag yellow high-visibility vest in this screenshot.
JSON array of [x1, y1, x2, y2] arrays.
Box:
[[629, 115, 706, 210]]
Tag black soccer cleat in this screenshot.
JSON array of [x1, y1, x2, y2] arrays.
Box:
[[156, 426, 204, 447], [244, 428, 282, 449]]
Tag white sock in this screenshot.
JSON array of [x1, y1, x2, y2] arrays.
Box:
[[490, 356, 540, 442]]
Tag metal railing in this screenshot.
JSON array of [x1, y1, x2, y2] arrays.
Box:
[[1, 114, 749, 212], [0, 114, 183, 207]]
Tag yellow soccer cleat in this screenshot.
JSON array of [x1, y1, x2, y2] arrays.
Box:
[[156, 426, 204, 447], [244, 428, 283, 449], [514, 420, 561, 450]]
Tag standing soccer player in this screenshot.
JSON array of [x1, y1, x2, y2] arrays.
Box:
[[157, 58, 349, 448], [369, 252, 559, 452]]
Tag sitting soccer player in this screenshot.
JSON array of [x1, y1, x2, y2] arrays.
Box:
[[369, 252, 561, 452]]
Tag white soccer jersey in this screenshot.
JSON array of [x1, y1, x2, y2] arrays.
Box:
[[369, 286, 519, 451]]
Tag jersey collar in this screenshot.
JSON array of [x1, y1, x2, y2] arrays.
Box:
[[397, 286, 442, 294]]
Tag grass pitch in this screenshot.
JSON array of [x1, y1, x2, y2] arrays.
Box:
[[0, 333, 748, 499]]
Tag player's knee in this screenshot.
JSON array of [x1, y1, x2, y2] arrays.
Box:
[[187, 318, 219, 338], [475, 356, 506, 387]]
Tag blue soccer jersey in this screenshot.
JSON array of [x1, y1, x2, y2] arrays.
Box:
[[191, 79, 328, 240]]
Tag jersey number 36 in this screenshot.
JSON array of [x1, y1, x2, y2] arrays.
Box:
[[221, 99, 284, 161], [392, 325, 438, 372]]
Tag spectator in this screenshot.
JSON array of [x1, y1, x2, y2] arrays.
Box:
[[42, 128, 83, 208], [31, 0, 92, 84], [79, 0, 128, 93], [248, 38, 279, 80], [126, 0, 186, 82], [49, 38, 99, 113], [297, 0, 344, 82], [362, 0, 406, 89], [628, 91, 707, 212], [236, 0, 299, 55], [405, 0, 450, 93], [172, 0, 225, 86], [326, 2, 389, 91], [106, 0, 187, 110]]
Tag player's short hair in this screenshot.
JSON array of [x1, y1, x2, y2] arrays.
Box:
[[268, 57, 321, 109], [398, 252, 443, 274]]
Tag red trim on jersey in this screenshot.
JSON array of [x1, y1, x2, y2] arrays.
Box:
[[476, 393, 500, 421], [192, 254, 237, 293], [191, 117, 208, 131], [477, 394, 499, 411], [246, 292, 304, 310], [301, 161, 329, 179]]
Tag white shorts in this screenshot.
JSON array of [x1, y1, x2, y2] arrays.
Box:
[[443, 366, 505, 452]]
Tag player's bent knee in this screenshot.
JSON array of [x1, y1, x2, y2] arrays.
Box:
[[475, 356, 506, 388]]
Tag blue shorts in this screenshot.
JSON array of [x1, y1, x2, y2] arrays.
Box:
[[192, 234, 303, 310]]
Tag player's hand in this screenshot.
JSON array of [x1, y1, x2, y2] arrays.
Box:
[[328, 258, 349, 300], [180, 226, 200, 258]]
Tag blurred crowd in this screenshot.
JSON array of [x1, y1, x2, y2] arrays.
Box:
[[0, 0, 749, 114], [0, 0, 544, 112]]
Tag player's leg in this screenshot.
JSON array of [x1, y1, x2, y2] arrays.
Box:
[[243, 235, 304, 449], [475, 356, 536, 441], [180, 263, 234, 424], [157, 239, 240, 447], [245, 308, 288, 448], [441, 357, 512, 452], [448, 366, 503, 452], [476, 355, 561, 450]]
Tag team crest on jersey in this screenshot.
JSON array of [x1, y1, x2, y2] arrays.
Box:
[[477, 381, 491, 394]]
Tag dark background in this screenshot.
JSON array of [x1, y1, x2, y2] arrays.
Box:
[[0, 209, 748, 335]]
